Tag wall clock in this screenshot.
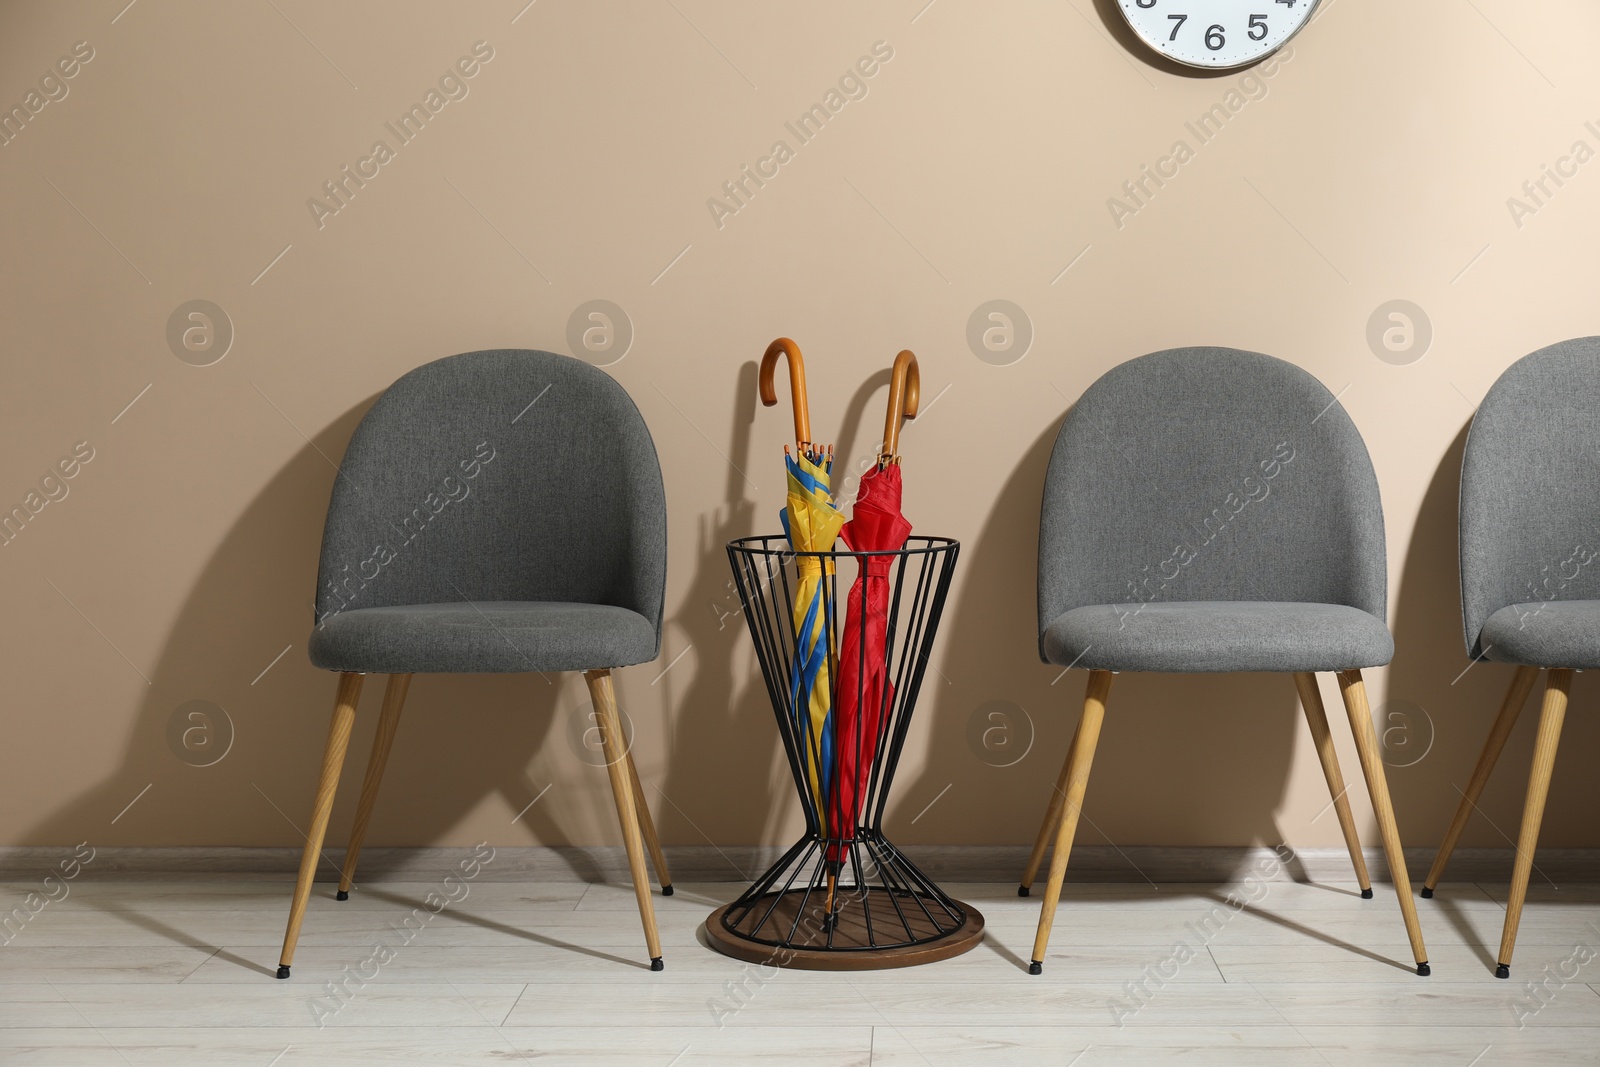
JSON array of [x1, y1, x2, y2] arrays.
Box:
[[1115, 0, 1319, 70]]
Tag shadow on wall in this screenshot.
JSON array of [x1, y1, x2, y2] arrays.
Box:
[[889, 418, 1303, 873], [22, 395, 585, 868], [653, 360, 780, 858], [1384, 422, 1600, 853]]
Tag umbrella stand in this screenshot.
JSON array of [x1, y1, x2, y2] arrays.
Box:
[[706, 535, 986, 969]]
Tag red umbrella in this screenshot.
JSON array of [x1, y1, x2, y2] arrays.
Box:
[[827, 350, 918, 871]]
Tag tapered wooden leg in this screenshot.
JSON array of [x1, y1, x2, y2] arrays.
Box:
[[1029, 669, 1114, 974], [1497, 668, 1571, 979], [584, 668, 664, 970], [1293, 672, 1373, 896], [1019, 737, 1074, 897], [1424, 665, 1539, 896], [277, 671, 364, 978], [626, 749, 673, 895], [1336, 670, 1430, 975], [337, 674, 412, 898]]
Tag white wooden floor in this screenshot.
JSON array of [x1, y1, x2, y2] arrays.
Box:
[[4, 876, 1600, 1064]]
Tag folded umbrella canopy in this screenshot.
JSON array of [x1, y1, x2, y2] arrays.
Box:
[[760, 339, 844, 829], [828, 350, 918, 866]]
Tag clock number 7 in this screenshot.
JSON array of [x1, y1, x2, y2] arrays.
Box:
[[1167, 13, 1186, 40]]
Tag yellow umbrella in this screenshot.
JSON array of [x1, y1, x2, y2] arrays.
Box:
[[782, 446, 844, 819], [760, 340, 843, 827]]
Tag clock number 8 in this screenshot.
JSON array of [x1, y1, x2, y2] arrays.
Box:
[[1136, 0, 1156, 7], [1205, 23, 1225, 50]]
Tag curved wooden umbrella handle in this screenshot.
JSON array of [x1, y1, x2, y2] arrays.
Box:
[[880, 349, 919, 462], [759, 337, 811, 448]]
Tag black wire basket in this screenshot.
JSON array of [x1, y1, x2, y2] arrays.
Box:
[[705, 535, 985, 968]]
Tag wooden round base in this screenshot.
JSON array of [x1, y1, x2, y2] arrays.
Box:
[[705, 889, 986, 971]]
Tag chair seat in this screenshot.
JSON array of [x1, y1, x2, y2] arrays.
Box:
[[308, 601, 658, 674], [1041, 601, 1393, 674], [1479, 600, 1600, 668]]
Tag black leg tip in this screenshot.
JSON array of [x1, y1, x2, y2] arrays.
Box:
[[1361, 887, 1374, 899], [276, 965, 291, 980], [335, 890, 349, 901], [1495, 963, 1510, 980], [1028, 960, 1043, 975], [661, 884, 674, 897], [650, 957, 665, 972], [1017, 885, 1030, 897], [1419, 886, 1434, 899], [1416, 961, 1431, 977]]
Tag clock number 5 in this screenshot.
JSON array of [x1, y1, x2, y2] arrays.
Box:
[[1205, 24, 1225, 50], [1167, 13, 1186, 40], [1248, 14, 1269, 40]]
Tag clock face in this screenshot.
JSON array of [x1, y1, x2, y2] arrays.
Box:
[[1116, 0, 1319, 70]]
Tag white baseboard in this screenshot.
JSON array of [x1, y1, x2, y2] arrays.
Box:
[[1, 845, 1595, 883]]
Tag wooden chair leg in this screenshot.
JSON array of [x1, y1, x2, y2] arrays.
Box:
[[277, 672, 364, 979], [1019, 735, 1073, 897], [625, 749, 673, 895], [1423, 665, 1539, 896], [1293, 672, 1373, 896], [1336, 670, 1430, 975], [337, 674, 412, 899], [1029, 669, 1114, 974], [1497, 668, 1571, 979], [584, 668, 664, 970]]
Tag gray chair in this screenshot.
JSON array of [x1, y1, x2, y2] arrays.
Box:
[[1423, 336, 1600, 979], [1021, 347, 1430, 976], [275, 349, 672, 979]]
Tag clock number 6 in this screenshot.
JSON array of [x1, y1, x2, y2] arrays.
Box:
[[1248, 14, 1269, 40], [1167, 13, 1186, 40], [1205, 23, 1225, 50]]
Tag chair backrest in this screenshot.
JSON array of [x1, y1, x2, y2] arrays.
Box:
[[1460, 336, 1600, 659], [1038, 347, 1387, 646], [314, 349, 667, 646]]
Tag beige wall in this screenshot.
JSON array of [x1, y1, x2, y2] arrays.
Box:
[[4, 0, 1599, 854]]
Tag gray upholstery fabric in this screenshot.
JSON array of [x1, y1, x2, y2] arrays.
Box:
[[1038, 347, 1390, 672], [310, 602, 658, 675], [1460, 337, 1600, 662], [308, 350, 667, 674], [1042, 602, 1393, 674], [1479, 602, 1600, 669]]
